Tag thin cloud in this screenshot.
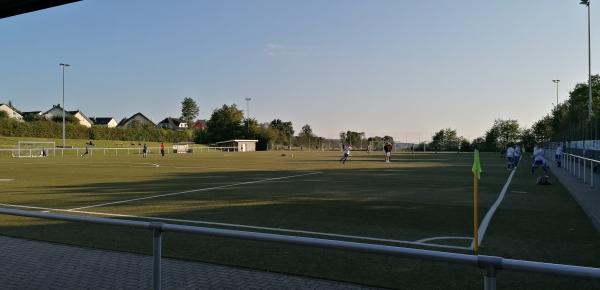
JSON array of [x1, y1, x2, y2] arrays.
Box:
[[266, 42, 296, 56]]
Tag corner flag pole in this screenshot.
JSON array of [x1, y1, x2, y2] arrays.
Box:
[[472, 149, 482, 254], [473, 171, 479, 253]]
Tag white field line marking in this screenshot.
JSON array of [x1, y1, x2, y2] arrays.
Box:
[[416, 236, 473, 243], [0, 179, 14, 182], [0, 202, 471, 251], [67, 172, 322, 211], [511, 191, 528, 194], [471, 168, 517, 249]]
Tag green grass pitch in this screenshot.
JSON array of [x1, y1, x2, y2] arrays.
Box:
[[1, 149, 599, 289]]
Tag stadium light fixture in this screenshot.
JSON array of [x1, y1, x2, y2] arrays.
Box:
[[59, 63, 70, 148], [552, 80, 560, 107]]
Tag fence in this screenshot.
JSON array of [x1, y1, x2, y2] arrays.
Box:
[[544, 150, 600, 188], [0, 207, 599, 290], [0, 146, 239, 158]]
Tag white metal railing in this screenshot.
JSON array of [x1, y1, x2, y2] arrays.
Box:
[[0, 207, 600, 290], [546, 151, 599, 188], [0, 146, 239, 157]]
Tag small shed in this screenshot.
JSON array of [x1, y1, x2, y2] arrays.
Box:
[[215, 139, 258, 152]]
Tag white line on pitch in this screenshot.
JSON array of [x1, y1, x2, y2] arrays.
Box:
[[67, 172, 322, 211], [0, 202, 471, 251], [0, 179, 14, 182], [416, 236, 473, 243], [471, 168, 517, 249]]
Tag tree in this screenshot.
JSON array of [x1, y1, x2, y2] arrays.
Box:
[[430, 128, 460, 151], [205, 104, 244, 142], [519, 128, 536, 151], [298, 124, 315, 148], [181, 97, 199, 126], [270, 119, 294, 145], [532, 115, 553, 144]]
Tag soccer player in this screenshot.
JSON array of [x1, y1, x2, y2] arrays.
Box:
[[514, 145, 522, 166], [142, 144, 148, 158], [505, 144, 515, 169], [555, 145, 563, 168], [532, 154, 548, 174], [340, 144, 351, 164], [160, 142, 165, 158], [384, 143, 392, 163], [80, 145, 89, 157]]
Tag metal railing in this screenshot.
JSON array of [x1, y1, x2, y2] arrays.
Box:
[[548, 151, 599, 188], [0, 146, 239, 157], [0, 207, 599, 290]]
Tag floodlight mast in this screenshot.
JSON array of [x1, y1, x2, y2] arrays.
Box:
[[245, 97, 252, 133], [59, 63, 70, 148], [580, 0, 592, 118], [553, 80, 560, 107]]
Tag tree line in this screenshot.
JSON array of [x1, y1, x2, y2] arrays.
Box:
[[427, 74, 600, 152]]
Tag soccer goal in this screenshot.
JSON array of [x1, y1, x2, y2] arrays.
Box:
[[14, 141, 56, 158]]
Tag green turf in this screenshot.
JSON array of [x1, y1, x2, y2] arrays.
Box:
[[0, 150, 599, 289]]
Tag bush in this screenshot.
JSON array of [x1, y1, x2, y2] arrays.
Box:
[[0, 118, 193, 143]]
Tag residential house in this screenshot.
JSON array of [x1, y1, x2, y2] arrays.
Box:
[[67, 110, 94, 128], [192, 119, 207, 130], [21, 111, 42, 121], [41, 105, 93, 127], [117, 113, 155, 128], [0, 103, 23, 121], [156, 117, 188, 131], [90, 117, 118, 128]]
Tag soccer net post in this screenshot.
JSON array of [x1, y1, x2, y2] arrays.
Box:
[[15, 141, 56, 158]]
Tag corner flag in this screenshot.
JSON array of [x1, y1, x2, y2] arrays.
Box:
[[472, 149, 482, 179]]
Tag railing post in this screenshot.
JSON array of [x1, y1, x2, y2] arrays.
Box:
[[582, 159, 586, 183], [592, 161, 595, 188], [478, 256, 502, 290], [150, 222, 163, 290]]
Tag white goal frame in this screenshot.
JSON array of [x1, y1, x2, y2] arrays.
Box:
[[14, 141, 56, 158]]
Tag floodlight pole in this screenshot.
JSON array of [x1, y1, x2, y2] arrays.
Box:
[[245, 97, 251, 133], [588, 1, 592, 119], [59, 63, 70, 148], [553, 80, 560, 107], [581, 0, 592, 118]]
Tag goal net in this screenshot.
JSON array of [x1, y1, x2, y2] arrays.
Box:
[[14, 141, 56, 158]]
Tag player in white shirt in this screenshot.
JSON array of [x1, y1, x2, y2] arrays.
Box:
[[555, 145, 563, 168], [506, 145, 515, 169], [514, 145, 522, 166], [340, 144, 351, 164], [532, 154, 548, 174]]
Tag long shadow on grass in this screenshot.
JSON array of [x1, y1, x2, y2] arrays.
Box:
[[1, 165, 600, 289]]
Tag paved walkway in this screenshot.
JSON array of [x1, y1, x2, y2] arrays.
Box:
[[0, 235, 378, 290], [548, 158, 600, 231]]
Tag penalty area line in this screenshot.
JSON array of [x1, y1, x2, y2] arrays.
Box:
[[67, 172, 322, 211]]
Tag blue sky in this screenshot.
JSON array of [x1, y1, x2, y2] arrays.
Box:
[[1, 0, 598, 140]]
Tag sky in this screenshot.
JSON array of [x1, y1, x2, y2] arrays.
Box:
[[0, 0, 598, 141]]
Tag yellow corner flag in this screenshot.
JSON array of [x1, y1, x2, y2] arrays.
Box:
[[472, 149, 481, 253], [472, 149, 482, 179]]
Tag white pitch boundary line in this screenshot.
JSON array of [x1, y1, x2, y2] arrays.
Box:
[[0, 202, 471, 251], [416, 236, 473, 243], [67, 172, 322, 211], [0, 179, 14, 182], [470, 167, 518, 249]]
